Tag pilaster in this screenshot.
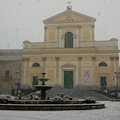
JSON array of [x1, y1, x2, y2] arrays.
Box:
[[44, 27, 47, 42], [42, 57, 46, 73], [92, 57, 96, 84], [57, 27, 60, 47], [114, 57, 119, 86], [110, 57, 114, 85], [22, 58, 30, 84], [78, 26, 82, 47], [91, 25, 95, 46], [56, 57, 59, 85], [78, 57, 82, 85]]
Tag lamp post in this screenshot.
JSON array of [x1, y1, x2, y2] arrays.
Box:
[[114, 72, 120, 99]]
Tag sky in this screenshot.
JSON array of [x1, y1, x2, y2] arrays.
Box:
[[0, 0, 120, 51]]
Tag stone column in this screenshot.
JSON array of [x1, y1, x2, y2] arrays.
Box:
[[56, 57, 59, 85], [42, 57, 46, 73], [92, 57, 96, 85], [78, 57, 82, 85], [78, 26, 82, 47]]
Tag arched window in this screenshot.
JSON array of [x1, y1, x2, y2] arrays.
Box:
[[99, 62, 107, 66], [65, 32, 73, 48], [32, 63, 40, 67]]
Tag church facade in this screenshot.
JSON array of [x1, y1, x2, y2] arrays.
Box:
[[21, 7, 119, 88]]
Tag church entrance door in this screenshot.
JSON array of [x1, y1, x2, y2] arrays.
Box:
[[100, 76, 107, 87], [64, 71, 73, 88]]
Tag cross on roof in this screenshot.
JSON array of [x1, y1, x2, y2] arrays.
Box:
[[67, 0, 72, 7], [67, 0, 72, 10]]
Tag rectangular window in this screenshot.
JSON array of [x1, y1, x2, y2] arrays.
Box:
[[5, 70, 10, 78]]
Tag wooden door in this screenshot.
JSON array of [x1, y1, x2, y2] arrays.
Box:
[[32, 76, 38, 85], [100, 76, 107, 87], [64, 71, 73, 88]]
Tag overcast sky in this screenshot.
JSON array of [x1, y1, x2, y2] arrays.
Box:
[[0, 0, 120, 51]]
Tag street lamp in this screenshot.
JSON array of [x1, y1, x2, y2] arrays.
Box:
[[114, 72, 120, 99]]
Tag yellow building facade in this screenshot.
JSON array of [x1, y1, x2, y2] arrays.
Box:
[[21, 8, 119, 88]]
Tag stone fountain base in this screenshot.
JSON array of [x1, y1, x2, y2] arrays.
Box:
[[0, 72, 105, 111], [0, 99, 105, 110]]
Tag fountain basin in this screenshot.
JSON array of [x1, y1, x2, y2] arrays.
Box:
[[6, 99, 84, 104], [0, 99, 105, 110], [39, 78, 49, 85], [34, 85, 52, 100], [0, 102, 105, 111]]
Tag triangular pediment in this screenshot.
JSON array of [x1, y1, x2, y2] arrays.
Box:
[[43, 9, 96, 24]]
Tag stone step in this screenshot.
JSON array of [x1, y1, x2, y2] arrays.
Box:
[[46, 87, 111, 101]]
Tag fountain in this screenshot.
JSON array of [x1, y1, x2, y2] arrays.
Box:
[[0, 73, 105, 110], [34, 73, 52, 100]]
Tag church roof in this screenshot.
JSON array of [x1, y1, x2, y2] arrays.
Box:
[[43, 9, 96, 24]]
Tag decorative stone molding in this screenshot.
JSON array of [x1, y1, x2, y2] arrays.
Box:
[[26, 58, 30, 61], [78, 26, 82, 29], [110, 57, 119, 61], [22, 58, 30, 61], [22, 58, 26, 61], [110, 57, 114, 61], [91, 25, 95, 28], [110, 38, 118, 41], [61, 63, 77, 68], [92, 57, 96, 60], [55, 57, 59, 61], [44, 27, 47, 30], [57, 27, 60, 29], [61, 35, 65, 39], [61, 30, 77, 39], [115, 57, 119, 60], [42, 57, 46, 61], [78, 57, 82, 61], [23, 40, 30, 44], [73, 35, 77, 39]]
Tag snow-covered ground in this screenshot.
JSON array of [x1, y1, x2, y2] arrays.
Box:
[[0, 101, 120, 120]]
